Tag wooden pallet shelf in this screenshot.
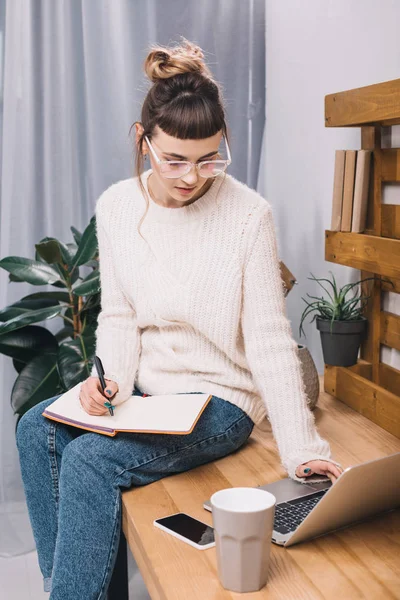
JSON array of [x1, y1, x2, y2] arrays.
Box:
[[325, 229, 400, 278], [325, 78, 400, 127], [324, 364, 400, 438], [324, 78, 400, 439], [381, 148, 400, 181], [382, 204, 400, 238]]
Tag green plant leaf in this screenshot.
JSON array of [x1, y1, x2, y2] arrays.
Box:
[[21, 291, 71, 304], [35, 248, 48, 263], [342, 298, 370, 319], [304, 293, 334, 309], [337, 282, 358, 304], [341, 294, 362, 313], [0, 305, 63, 335], [329, 271, 339, 304], [70, 226, 82, 245], [0, 325, 58, 362], [0, 307, 27, 322], [52, 261, 80, 286], [0, 257, 63, 286], [306, 272, 336, 304], [71, 219, 98, 270], [72, 270, 100, 296], [55, 326, 74, 342], [63, 305, 74, 323], [50, 279, 67, 289], [33, 247, 68, 286], [85, 259, 99, 268], [35, 238, 62, 264], [35, 237, 77, 270], [13, 358, 27, 374], [58, 332, 96, 389], [317, 305, 334, 318], [9, 273, 25, 282], [0, 298, 63, 322], [299, 302, 320, 337], [380, 276, 396, 289], [77, 292, 101, 315], [78, 294, 101, 327], [299, 305, 324, 337], [11, 353, 60, 416], [339, 277, 375, 302], [66, 242, 78, 262]]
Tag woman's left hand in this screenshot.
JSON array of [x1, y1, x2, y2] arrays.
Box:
[[295, 460, 344, 484]]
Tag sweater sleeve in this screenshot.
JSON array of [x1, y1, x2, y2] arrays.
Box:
[[241, 203, 342, 483], [89, 193, 141, 406]]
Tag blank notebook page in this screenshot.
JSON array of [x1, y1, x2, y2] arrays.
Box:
[[42, 382, 212, 435]]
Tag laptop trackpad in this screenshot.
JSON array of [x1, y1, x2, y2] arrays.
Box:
[[257, 478, 331, 503]]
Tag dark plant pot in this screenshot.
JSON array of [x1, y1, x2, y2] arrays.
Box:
[[316, 316, 368, 367]]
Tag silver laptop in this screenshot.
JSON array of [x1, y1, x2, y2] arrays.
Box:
[[203, 452, 400, 547]]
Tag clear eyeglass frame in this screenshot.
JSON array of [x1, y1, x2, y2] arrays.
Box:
[[143, 133, 232, 179]]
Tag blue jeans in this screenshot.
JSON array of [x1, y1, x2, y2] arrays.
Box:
[[16, 386, 254, 599]]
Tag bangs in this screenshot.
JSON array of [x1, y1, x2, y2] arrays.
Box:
[[156, 94, 225, 140]]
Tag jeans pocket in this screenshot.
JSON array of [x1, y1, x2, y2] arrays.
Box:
[[226, 415, 254, 453]]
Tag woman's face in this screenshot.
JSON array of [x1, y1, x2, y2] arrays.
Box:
[[137, 124, 223, 206]]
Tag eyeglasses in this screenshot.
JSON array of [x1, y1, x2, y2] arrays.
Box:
[[144, 133, 232, 179]]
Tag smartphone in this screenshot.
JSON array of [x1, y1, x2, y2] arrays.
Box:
[[153, 512, 215, 550]]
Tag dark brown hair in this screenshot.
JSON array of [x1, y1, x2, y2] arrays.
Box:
[[129, 37, 230, 236]]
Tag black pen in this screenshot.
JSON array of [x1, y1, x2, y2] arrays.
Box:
[[94, 355, 114, 416]]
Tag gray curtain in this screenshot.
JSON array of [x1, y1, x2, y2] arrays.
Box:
[[0, 0, 265, 557]]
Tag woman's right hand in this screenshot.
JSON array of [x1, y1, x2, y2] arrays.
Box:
[[79, 376, 119, 416]]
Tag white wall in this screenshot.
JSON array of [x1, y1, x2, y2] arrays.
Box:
[[266, 0, 400, 373]]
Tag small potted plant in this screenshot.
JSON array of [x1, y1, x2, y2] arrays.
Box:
[[298, 271, 392, 367]]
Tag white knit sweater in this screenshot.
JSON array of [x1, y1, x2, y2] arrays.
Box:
[[90, 167, 341, 482]]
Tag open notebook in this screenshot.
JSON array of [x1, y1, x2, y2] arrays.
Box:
[[42, 382, 212, 437]]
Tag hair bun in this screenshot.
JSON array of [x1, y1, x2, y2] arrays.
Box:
[[144, 37, 212, 82]]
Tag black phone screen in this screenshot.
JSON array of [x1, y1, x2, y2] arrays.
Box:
[[156, 513, 215, 546]]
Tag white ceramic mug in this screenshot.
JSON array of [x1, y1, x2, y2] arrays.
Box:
[[210, 487, 276, 593]]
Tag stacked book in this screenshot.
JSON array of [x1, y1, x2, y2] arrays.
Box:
[[330, 150, 372, 233]]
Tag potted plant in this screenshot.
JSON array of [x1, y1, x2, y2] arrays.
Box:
[[0, 217, 100, 429], [298, 271, 393, 367]]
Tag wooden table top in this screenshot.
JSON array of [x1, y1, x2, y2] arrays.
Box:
[[121, 377, 400, 599]]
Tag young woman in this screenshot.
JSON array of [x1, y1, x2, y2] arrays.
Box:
[[16, 38, 343, 599]]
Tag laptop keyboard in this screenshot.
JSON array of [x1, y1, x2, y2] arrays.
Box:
[[274, 490, 328, 535]]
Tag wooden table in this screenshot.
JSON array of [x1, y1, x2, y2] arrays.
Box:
[[108, 376, 400, 599]]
